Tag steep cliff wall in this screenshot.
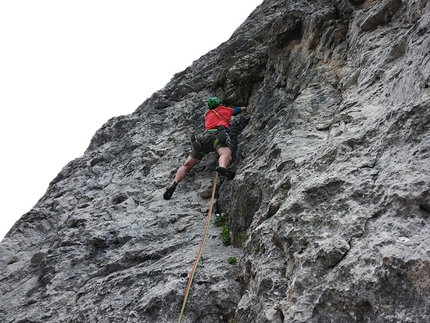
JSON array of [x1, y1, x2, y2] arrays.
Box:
[[1, 0, 429, 322]]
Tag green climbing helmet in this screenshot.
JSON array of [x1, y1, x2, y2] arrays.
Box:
[[207, 97, 222, 110]]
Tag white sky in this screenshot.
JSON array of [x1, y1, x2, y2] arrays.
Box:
[[0, 0, 262, 240]]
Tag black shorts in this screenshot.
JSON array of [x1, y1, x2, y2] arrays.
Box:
[[190, 129, 230, 160]]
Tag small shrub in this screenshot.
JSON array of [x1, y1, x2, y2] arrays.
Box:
[[69, 220, 78, 228], [254, 246, 260, 253], [228, 257, 237, 264], [220, 226, 231, 246], [235, 231, 248, 247], [214, 213, 227, 227]]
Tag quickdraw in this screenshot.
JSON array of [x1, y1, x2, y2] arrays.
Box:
[[178, 172, 218, 323]]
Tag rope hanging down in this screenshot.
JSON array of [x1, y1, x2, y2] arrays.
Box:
[[178, 172, 218, 323]]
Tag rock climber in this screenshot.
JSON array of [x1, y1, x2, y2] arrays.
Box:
[[163, 97, 247, 200]]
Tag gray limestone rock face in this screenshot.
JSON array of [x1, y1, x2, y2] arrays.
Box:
[[1, 0, 429, 322]]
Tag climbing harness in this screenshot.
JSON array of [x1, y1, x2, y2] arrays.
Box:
[[190, 128, 229, 158], [178, 172, 218, 323]]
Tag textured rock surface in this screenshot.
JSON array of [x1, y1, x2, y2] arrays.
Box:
[[1, 0, 429, 322]]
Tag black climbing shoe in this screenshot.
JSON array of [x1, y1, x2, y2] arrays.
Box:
[[216, 166, 236, 180], [163, 182, 177, 200]]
